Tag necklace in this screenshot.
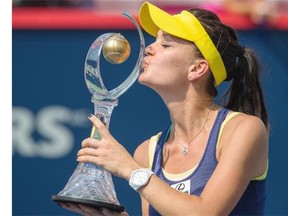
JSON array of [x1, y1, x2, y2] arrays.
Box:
[[175, 103, 215, 156]]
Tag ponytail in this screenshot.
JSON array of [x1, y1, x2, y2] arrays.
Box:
[[189, 8, 269, 129], [225, 47, 269, 128]]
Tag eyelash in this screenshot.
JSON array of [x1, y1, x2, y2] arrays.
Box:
[[161, 43, 170, 48]]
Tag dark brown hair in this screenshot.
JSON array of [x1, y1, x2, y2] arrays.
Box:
[[188, 8, 269, 128]]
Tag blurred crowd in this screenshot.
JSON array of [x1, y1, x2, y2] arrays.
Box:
[[12, 0, 94, 7], [12, 0, 288, 26]]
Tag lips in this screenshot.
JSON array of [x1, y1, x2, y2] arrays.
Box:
[[141, 58, 149, 71]]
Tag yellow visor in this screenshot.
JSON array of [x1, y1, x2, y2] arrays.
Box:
[[138, 2, 227, 86]]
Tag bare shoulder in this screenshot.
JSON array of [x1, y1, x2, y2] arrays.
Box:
[[133, 138, 150, 168], [225, 112, 268, 138], [221, 112, 268, 149], [219, 112, 268, 177]]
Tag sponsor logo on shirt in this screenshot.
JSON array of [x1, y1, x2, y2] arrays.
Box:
[[170, 179, 191, 194]]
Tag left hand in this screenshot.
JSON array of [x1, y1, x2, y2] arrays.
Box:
[[59, 202, 129, 216], [76, 114, 141, 180]]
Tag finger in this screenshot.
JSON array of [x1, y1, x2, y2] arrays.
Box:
[[76, 147, 106, 166], [101, 208, 123, 216], [60, 202, 88, 215], [88, 114, 111, 138], [76, 153, 104, 166], [77, 146, 106, 158], [122, 211, 129, 216], [102, 209, 129, 216], [81, 137, 101, 149], [77, 147, 96, 157], [101, 208, 114, 215], [77, 204, 104, 216]]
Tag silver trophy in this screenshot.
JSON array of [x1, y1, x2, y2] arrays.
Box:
[[52, 11, 145, 212]]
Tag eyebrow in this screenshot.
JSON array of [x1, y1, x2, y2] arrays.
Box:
[[162, 31, 169, 37], [162, 32, 174, 42]]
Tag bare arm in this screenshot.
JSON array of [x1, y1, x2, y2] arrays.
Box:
[[133, 139, 150, 216], [77, 114, 268, 215], [135, 115, 268, 215]]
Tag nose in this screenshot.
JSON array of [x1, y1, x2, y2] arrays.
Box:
[[145, 44, 154, 56]]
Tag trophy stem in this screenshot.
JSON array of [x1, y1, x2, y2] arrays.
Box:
[[91, 98, 118, 139]]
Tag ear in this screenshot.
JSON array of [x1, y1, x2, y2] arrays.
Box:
[[187, 59, 209, 81]]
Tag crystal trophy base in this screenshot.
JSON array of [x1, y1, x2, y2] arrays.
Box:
[[52, 195, 125, 212], [51, 162, 125, 212]]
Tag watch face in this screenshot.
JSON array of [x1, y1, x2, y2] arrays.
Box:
[[129, 168, 153, 191], [132, 170, 148, 186]]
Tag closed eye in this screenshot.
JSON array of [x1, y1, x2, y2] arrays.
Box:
[[161, 43, 170, 48]]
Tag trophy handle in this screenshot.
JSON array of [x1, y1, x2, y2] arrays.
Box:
[[107, 11, 145, 100], [84, 11, 145, 101]]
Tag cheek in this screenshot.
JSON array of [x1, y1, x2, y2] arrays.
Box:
[[155, 54, 187, 72], [138, 53, 190, 86], [167, 57, 190, 77]]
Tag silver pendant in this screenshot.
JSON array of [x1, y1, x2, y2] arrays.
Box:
[[182, 146, 188, 156]]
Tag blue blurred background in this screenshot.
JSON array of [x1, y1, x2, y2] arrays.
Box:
[[12, 1, 288, 215]]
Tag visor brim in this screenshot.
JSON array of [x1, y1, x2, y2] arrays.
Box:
[[139, 2, 188, 40]]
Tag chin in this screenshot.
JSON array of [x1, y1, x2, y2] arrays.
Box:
[[138, 73, 146, 84], [138, 71, 158, 90], [137, 76, 150, 88]]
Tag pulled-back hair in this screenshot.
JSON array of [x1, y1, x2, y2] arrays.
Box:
[[187, 8, 269, 129]]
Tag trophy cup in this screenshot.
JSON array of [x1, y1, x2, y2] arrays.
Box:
[[52, 11, 145, 212]]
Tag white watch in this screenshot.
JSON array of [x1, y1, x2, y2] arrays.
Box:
[[129, 168, 154, 191]]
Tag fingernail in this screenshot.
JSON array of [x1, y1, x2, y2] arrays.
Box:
[[88, 114, 94, 118]]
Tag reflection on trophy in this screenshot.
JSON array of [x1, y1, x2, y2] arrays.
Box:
[[52, 11, 145, 212]]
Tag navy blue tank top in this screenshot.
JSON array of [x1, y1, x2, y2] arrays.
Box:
[[149, 108, 266, 215]]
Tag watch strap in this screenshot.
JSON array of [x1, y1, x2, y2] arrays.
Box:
[[129, 168, 154, 191]]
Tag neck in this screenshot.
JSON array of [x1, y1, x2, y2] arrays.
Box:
[[169, 100, 215, 142]]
